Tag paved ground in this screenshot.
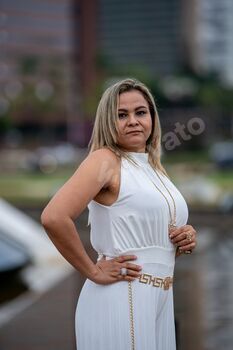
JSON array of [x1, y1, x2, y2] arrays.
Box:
[[0, 272, 84, 350]]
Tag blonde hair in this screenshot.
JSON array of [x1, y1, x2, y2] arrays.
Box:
[[88, 78, 168, 176]]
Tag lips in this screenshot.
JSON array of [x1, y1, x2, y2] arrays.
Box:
[[126, 130, 142, 134]]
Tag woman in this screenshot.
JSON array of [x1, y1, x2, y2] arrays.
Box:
[[41, 78, 197, 350]]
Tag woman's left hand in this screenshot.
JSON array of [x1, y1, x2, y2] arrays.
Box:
[[169, 224, 197, 256]]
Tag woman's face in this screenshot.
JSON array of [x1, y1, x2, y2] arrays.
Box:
[[116, 90, 152, 153]]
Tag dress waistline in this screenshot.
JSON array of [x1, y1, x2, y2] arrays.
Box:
[[97, 245, 175, 267]]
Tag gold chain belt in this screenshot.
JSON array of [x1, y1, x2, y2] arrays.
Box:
[[127, 274, 174, 349], [137, 273, 173, 290]]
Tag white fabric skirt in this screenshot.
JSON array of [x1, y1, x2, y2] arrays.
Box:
[[75, 246, 176, 350]]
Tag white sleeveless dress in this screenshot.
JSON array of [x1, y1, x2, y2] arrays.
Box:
[[75, 152, 189, 350]]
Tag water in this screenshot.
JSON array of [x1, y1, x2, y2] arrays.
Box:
[[174, 224, 233, 350]]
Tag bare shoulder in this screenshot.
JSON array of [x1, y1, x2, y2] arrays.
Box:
[[85, 148, 119, 165], [41, 148, 121, 220], [78, 147, 120, 187], [81, 148, 119, 174]]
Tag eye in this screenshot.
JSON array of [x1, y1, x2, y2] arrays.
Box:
[[136, 110, 146, 116], [118, 113, 127, 119]]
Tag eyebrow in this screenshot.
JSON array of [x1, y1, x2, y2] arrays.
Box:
[[118, 106, 148, 112]]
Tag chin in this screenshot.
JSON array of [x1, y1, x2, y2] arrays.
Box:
[[122, 143, 146, 151]]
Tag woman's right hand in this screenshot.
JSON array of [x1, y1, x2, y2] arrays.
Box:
[[91, 255, 142, 285]]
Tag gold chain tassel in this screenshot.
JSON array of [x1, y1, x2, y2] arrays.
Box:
[[128, 281, 135, 350]]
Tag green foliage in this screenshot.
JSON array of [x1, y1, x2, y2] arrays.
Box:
[[0, 115, 11, 133], [19, 56, 40, 75], [3, 55, 66, 126], [9, 82, 57, 116], [93, 52, 233, 111]]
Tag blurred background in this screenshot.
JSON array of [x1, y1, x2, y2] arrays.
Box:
[[0, 0, 233, 349]]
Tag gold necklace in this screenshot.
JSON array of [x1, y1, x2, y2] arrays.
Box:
[[139, 165, 177, 229], [153, 169, 177, 229], [138, 164, 192, 255]]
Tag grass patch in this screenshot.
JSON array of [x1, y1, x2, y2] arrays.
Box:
[[0, 169, 74, 205], [0, 161, 232, 207], [163, 150, 209, 164], [206, 170, 233, 190]]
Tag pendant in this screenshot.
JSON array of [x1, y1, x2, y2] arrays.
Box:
[[168, 222, 176, 229]]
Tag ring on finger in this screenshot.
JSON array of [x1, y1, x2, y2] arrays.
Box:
[[184, 250, 192, 254], [186, 232, 192, 242], [120, 267, 128, 276]]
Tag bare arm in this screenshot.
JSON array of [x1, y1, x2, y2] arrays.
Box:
[[41, 148, 142, 284]]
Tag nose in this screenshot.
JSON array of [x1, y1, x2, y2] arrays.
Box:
[[127, 113, 139, 126]]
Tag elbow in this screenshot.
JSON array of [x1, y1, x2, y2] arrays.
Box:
[[41, 207, 71, 231], [41, 208, 59, 230]]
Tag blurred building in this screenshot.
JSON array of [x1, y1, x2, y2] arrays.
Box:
[[98, 0, 183, 77], [184, 0, 233, 86], [0, 0, 97, 146], [0, 0, 72, 134], [1, 0, 232, 147]]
